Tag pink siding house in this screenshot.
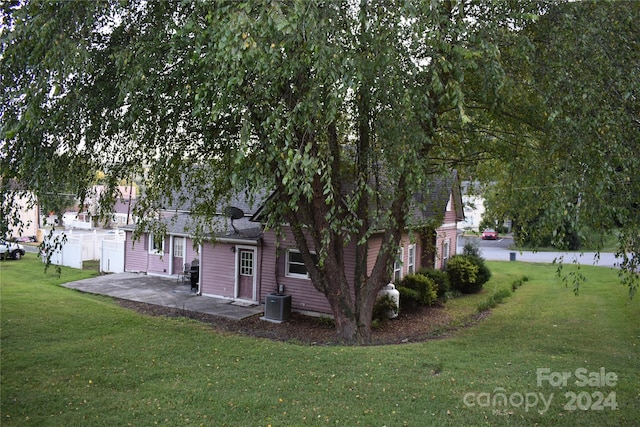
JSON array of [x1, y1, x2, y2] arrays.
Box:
[[123, 173, 463, 316], [123, 195, 263, 303]]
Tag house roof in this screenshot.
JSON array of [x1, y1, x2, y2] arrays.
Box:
[[409, 170, 464, 226], [122, 189, 267, 242], [113, 198, 135, 215], [252, 170, 463, 229], [124, 169, 462, 239]]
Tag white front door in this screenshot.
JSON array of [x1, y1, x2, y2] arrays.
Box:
[[236, 248, 256, 301], [172, 236, 186, 275]]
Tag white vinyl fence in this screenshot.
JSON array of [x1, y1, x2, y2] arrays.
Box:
[[101, 239, 125, 273], [46, 235, 83, 269], [43, 229, 125, 272]]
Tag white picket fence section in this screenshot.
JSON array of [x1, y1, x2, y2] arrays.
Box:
[[43, 229, 125, 272]]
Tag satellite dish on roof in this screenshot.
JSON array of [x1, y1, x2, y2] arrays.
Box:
[[224, 206, 245, 220], [224, 206, 244, 235]]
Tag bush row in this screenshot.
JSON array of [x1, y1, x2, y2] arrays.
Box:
[[373, 252, 494, 321], [446, 254, 492, 294], [477, 288, 512, 312], [477, 275, 529, 312]]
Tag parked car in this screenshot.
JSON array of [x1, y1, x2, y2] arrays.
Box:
[[481, 228, 498, 240], [14, 236, 37, 243], [0, 239, 26, 260]]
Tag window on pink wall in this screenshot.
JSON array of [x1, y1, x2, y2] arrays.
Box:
[[149, 233, 165, 255], [393, 247, 404, 283], [408, 244, 416, 274], [443, 239, 450, 268], [285, 249, 318, 279]]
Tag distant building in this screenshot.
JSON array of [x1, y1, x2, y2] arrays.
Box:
[[458, 181, 485, 232], [5, 191, 40, 239]]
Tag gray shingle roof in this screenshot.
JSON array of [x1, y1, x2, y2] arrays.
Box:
[[122, 189, 267, 242], [124, 170, 461, 239], [409, 171, 464, 226]]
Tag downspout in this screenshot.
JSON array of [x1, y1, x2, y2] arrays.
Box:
[[123, 230, 128, 273], [197, 242, 202, 296], [274, 234, 281, 294], [258, 236, 264, 302], [145, 233, 149, 275], [126, 177, 133, 225], [168, 235, 174, 275]]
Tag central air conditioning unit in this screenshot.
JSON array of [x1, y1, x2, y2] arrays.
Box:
[[263, 293, 292, 322]]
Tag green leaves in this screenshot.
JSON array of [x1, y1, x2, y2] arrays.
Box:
[[10, 0, 620, 340], [476, 1, 640, 294]]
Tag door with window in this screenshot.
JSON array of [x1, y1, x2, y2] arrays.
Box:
[[172, 237, 186, 275], [237, 248, 256, 300]]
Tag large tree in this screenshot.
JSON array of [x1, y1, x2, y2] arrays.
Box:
[[475, 1, 640, 295], [8, 0, 634, 342]]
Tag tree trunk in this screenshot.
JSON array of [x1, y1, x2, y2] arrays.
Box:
[[331, 305, 359, 343], [321, 234, 399, 344]]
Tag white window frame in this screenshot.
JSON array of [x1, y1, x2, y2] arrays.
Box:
[[393, 247, 404, 283], [407, 244, 416, 275], [239, 249, 254, 277], [148, 233, 165, 255], [286, 249, 313, 280], [443, 239, 451, 267]]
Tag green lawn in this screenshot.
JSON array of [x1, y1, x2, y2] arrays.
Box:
[[1, 254, 638, 426]]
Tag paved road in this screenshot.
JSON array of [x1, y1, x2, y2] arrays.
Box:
[[458, 236, 622, 268]]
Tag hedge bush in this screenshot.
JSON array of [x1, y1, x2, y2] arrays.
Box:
[[373, 293, 398, 321], [477, 288, 512, 312], [446, 255, 479, 293], [397, 273, 438, 306], [397, 286, 421, 309], [416, 268, 450, 298], [462, 240, 482, 258], [446, 254, 491, 294], [471, 255, 492, 288]]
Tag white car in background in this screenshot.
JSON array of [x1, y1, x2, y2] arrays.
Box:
[[0, 239, 26, 260]]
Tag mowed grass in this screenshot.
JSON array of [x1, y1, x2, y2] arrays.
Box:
[[1, 254, 638, 426]]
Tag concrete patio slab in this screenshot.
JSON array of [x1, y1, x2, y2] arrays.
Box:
[[62, 272, 263, 320]]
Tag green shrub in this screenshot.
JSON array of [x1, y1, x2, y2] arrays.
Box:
[[454, 246, 492, 291], [477, 299, 495, 312], [446, 255, 481, 294], [373, 294, 398, 321], [398, 274, 438, 306], [417, 268, 450, 298], [493, 288, 512, 303], [511, 275, 529, 292], [477, 288, 512, 312], [462, 240, 482, 258], [512, 279, 522, 292], [447, 255, 491, 294], [472, 255, 492, 287], [397, 286, 421, 309]]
